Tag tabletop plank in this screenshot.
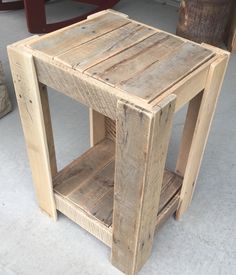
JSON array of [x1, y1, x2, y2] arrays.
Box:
[[120, 43, 214, 101], [55, 22, 156, 70], [28, 13, 130, 57], [87, 38, 213, 101], [86, 32, 184, 87]]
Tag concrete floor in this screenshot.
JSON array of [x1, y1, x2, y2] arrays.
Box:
[[0, 0, 236, 274]]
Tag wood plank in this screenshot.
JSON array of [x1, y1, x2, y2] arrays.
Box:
[[158, 170, 182, 212], [55, 22, 156, 70], [7, 45, 57, 219], [112, 95, 176, 274], [86, 32, 184, 87], [54, 139, 114, 196], [39, 84, 57, 178], [119, 43, 214, 101], [176, 53, 229, 219], [156, 194, 179, 230], [150, 56, 213, 111], [69, 161, 115, 227], [28, 13, 130, 57], [89, 109, 106, 147], [54, 192, 112, 247], [53, 138, 182, 231], [33, 54, 151, 120], [105, 117, 116, 142]]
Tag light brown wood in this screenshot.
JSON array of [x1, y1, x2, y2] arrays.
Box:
[[105, 117, 116, 142], [175, 92, 203, 176], [112, 95, 176, 274], [8, 10, 230, 275], [53, 139, 114, 196], [89, 109, 106, 146], [39, 84, 57, 178], [150, 54, 218, 111], [176, 53, 229, 219], [55, 22, 156, 71], [53, 138, 182, 247], [156, 194, 179, 230], [7, 46, 57, 219], [87, 38, 213, 101], [28, 13, 130, 57], [32, 54, 151, 120], [54, 192, 112, 247]]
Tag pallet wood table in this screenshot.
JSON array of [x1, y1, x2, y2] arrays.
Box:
[[0, 61, 12, 118], [8, 10, 229, 275]]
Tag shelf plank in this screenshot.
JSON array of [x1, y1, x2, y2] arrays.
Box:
[[53, 139, 182, 245]]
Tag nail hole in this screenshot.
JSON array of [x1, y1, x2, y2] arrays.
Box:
[[82, 26, 86, 29], [19, 94, 22, 98], [29, 100, 32, 103], [93, 72, 97, 75], [105, 78, 109, 81], [92, 30, 96, 33]]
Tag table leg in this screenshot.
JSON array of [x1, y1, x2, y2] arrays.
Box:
[[175, 54, 229, 219], [8, 46, 57, 219], [112, 95, 176, 274], [89, 109, 106, 147]]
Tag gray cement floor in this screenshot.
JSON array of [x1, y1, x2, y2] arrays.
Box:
[[0, 0, 236, 274]]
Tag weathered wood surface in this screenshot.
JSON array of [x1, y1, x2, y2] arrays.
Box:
[[7, 46, 57, 219], [0, 61, 12, 118], [28, 13, 130, 56], [112, 95, 176, 274], [54, 138, 182, 229], [176, 53, 229, 219], [55, 22, 156, 70], [8, 10, 229, 275], [27, 10, 214, 107]]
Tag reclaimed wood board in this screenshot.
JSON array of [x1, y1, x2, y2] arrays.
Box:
[[27, 10, 214, 106], [53, 139, 183, 228]]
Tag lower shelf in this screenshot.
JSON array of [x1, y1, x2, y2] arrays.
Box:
[[53, 139, 183, 247]]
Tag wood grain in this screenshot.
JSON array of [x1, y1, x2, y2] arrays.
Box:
[[56, 22, 156, 71], [28, 13, 130, 57], [7, 46, 57, 219], [54, 138, 182, 230], [176, 53, 229, 219], [112, 95, 176, 274], [89, 109, 106, 147], [86, 32, 183, 88]]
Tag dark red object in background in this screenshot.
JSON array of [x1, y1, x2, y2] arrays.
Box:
[[0, 0, 120, 33]]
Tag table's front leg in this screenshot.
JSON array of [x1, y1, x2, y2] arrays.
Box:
[[175, 54, 229, 219], [8, 46, 57, 219], [112, 96, 176, 275]]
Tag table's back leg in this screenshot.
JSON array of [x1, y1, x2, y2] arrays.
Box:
[[89, 109, 106, 147], [175, 53, 229, 220], [8, 46, 57, 219], [112, 95, 176, 274]]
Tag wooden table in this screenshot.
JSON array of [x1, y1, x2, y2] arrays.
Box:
[[8, 10, 229, 275]]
